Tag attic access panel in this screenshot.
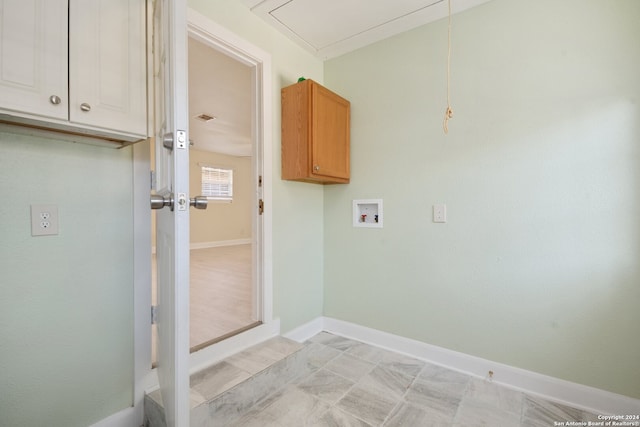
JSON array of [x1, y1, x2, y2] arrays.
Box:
[[270, 0, 438, 50], [246, 0, 494, 59]]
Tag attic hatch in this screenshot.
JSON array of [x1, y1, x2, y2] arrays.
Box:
[[194, 113, 217, 122]]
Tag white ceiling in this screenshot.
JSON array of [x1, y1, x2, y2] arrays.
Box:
[[188, 37, 252, 156], [190, 0, 494, 156], [244, 0, 494, 59]]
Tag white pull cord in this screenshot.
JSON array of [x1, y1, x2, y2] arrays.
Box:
[[443, 0, 453, 135]]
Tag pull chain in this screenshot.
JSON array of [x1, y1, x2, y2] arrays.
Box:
[[443, 0, 453, 134]]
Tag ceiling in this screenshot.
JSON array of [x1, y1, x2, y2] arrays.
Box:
[[190, 0, 494, 156], [188, 37, 252, 156], [243, 0, 494, 59]]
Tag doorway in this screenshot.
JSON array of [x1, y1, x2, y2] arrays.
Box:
[[151, 21, 269, 364], [186, 36, 260, 352]]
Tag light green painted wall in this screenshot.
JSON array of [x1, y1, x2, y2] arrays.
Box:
[[0, 131, 134, 426], [188, 0, 325, 332], [324, 0, 640, 399]]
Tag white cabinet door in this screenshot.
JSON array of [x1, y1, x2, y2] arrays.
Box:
[[0, 0, 67, 120], [69, 0, 147, 137]]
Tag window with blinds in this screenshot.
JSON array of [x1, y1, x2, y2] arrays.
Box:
[[201, 166, 233, 201]]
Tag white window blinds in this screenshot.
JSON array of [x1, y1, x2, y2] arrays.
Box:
[[201, 166, 233, 201]]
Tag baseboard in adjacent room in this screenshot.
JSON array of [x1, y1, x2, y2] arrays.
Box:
[[190, 238, 251, 250]]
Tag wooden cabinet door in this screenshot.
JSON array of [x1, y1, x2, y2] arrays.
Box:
[[69, 0, 146, 137], [311, 82, 350, 181], [0, 0, 67, 120]]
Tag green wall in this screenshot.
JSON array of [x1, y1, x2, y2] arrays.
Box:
[[188, 0, 325, 333], [324, 0, 640, 399], [0, 131, 134, 426]]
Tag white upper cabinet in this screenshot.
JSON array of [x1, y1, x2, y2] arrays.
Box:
[[0, 0, 68, 121], [0, 0, 147, 143], [69, 0, 146, 137]]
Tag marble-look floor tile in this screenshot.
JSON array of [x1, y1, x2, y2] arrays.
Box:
[[298, 368, 355, 404], [189, 389, 207, 409], [259, 384, 330, 425], [257, 337, 304, 358], [581, 411, 602, 422], [346, 343, 392, 364], [305, 342, 342, 368], [453, 399, 521, 426], [404, 379, 465, 420], [461, 378, 523, 415], [418, 364, 471, 387], [384, 401, 453, 427], [308, 407, 373, 427], [520, 416, 552, 427], [523, 395, 587, 424], [411, 368, 470, 400], [223, 337, 302, 376], [225, 344, 288, 375], [325, 353, 376, 382], [358, 364, 417, 399], [379, 352, 426, 377], [336, 384, 400, 426], [309, 332, 339, 345], [147, 389, 163, 406], [310, 332, 362, 351], [175, 333, 605, 427], [190, 361, 252, 401], [228, 408, 284, 427], [418, 363, 456, 379], [410, 366, 470, 410]]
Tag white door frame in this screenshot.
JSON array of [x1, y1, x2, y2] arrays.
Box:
[[185, 9, 275, 372], [187, 8, 272, 328]]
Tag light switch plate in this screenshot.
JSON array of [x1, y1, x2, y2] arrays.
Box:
[[31, 204, 59, 236]]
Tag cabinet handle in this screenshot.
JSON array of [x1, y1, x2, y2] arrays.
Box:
[[80, 103, 92, 112], [313, 165, 320, 171], [49, 95, 62, 105]]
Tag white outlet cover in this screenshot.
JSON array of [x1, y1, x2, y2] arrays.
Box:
[[433, 204, 447, 223], [31, 204, 59, 236]]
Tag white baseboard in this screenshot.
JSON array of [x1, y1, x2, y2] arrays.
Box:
[[190, 238, 251, 250], [291, 316, 640, 416], [283, 316, 325, 342], [88, 407, 140, 427]]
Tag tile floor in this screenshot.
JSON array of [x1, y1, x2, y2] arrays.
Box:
[[230, 332, 600, 427]]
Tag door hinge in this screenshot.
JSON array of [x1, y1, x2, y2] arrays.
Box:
[[258, 175, 262, 187], [151, 305, 158, 325], [258, 199, 264, 215]]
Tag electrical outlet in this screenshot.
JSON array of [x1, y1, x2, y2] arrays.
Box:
[[433, 204, 447, 223], [31, 204, 59, 236]]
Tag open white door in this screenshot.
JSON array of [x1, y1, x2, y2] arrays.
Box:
[[151, 0, 190, 425]]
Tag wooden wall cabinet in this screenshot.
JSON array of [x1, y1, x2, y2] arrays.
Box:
[[0, 0, 147, 144], [281, 79, 350, 184]]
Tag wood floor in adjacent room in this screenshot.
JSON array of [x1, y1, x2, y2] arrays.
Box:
[[152, 244, 255, 363]]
